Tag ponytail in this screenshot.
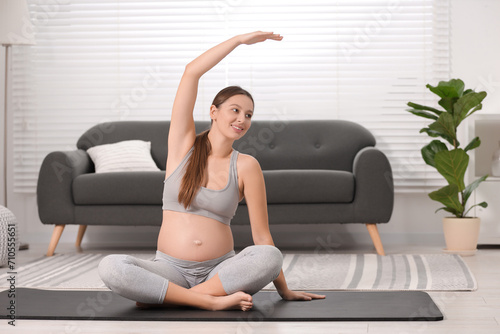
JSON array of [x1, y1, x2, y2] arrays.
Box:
[[178, 129, 211, 209]]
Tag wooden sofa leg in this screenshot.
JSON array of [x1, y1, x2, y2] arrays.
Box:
[[76, 225, 87, 248], [47, 224, 65, 257], [366, 224, 386, 256]]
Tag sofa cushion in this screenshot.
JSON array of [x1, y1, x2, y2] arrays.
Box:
[[87, 140, 160, 173], [73, 171, 165, 205], [263, 170, 354, 204], [73, 169, 354, 205]]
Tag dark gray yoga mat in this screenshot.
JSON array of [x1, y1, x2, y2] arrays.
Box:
[[1, 288, 443, 322]]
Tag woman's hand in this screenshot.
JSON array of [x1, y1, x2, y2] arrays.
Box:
[[279, 289, 326, 301], [238, 31, 283, 45]]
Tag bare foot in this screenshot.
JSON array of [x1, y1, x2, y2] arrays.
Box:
[[136, 292, 253, 311], [211, 291, 253, 311]]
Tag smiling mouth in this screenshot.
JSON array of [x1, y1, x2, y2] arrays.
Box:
[[231, 125, 244, 132]]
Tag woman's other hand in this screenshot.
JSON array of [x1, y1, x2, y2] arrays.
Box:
[[279, 289, 326, 301]]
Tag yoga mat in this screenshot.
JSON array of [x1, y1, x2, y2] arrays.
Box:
[[0, 288, 443, 322]]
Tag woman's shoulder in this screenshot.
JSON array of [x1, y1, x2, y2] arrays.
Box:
[[236, 152, 262, 175]]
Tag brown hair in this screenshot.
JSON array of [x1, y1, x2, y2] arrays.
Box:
[[178, 86, 254, 208]]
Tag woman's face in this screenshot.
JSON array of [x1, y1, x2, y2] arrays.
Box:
[[210, 94, 254, 140]]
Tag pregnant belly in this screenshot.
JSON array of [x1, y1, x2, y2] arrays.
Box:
[[157, 210, 234, 262]]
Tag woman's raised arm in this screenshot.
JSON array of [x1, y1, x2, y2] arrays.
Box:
[[166, 32, 282, 170]]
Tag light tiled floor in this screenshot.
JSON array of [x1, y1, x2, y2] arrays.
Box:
[[1, 242, 499, 334]]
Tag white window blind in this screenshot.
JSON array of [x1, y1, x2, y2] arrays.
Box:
[[12, 0, 449, 193]]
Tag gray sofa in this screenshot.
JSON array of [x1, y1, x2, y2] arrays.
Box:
[[37, 120, 394, 256]]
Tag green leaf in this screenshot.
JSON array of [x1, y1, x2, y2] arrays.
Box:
[[426, 79, 466, 113], [421, 140, 448, 168], [478, 201, 488, 208], [466, 103, 483, 118], [419, 128, 459, 146], [453, 91, 487, 125], [428, 113, 457, 146], [464, 137, 481, 152], [434, 149, 469, 190], [426, 79, 464, 99], [435, 206, 460, 216], [438, 97, 459, 113], [406, 102, 443, 116], [429, 184, 463, 216], [463, 201, 488, 218], [463, 175, 488, 206], [406, 108, 439, 120], [419, 128, 438, 137]]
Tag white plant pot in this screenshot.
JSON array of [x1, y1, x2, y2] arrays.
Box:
[[442, 217, 480, 256]]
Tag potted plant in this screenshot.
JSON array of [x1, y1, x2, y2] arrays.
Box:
[[407, 78, 488, 254]]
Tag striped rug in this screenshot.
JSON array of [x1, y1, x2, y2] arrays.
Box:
[[0, 252, 476, 291], [265, 253, 477, 291]]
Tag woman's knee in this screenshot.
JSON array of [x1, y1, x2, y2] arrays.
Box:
[[265, 246, 284, 279], [249, 245, 283, 278], [98, 254, 129, 291]]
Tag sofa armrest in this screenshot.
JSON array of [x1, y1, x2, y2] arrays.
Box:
[[37, 150, 92, 225], [352, 147, 394, 223]]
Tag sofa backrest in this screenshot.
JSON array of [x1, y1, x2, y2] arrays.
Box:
[[234, 120, 375, 172], [77, 120, 375, 172]]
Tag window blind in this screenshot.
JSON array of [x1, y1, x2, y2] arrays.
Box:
[[12, 0, 450, 193]]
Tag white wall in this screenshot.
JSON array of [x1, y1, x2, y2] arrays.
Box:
[[450, 0, 500, 111], [4, 0, 500, 252]]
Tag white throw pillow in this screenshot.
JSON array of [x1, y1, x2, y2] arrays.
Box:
[[87, 140, 160, 173]]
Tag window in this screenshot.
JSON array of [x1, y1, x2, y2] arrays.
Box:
[[12, 0, 449, 192]]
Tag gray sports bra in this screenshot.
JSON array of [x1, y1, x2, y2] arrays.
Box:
[[162, 147, 240, 226]]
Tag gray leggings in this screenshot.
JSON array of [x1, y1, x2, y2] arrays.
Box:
[[98, 245, 283, 304]]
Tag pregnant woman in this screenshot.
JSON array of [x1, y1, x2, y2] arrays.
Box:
[[99, 31, 325, 311]]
